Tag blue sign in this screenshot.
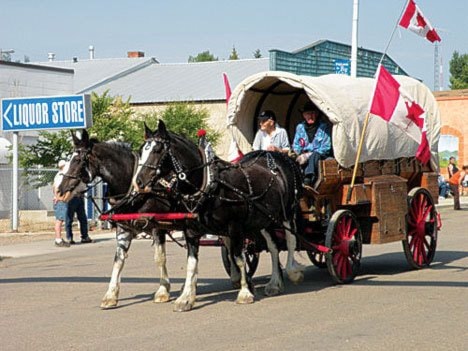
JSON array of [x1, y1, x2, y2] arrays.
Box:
[[334, 59, 351, 75], [1, 94, 92, 132]]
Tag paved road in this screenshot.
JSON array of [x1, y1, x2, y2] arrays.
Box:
[[1, 207, 467, 351]]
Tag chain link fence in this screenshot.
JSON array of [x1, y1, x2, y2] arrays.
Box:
[[0, 166, 107, 231]]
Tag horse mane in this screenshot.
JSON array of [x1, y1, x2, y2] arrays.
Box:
[[169, 132, 197, 149], [103, 140, 133, 154]]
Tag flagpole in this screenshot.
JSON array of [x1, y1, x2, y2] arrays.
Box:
[[346, 112, 371, 203], [350, 0, 359, 78], [378, 0, 410, 66]]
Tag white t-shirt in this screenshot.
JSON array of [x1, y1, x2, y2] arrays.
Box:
[[252, 124, 290, 151]]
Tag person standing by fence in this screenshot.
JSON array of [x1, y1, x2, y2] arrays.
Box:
[[53, 160, 70, 247], [66, 193, 93, 244]]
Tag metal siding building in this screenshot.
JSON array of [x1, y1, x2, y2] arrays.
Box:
[[270, 40, 408, 78]]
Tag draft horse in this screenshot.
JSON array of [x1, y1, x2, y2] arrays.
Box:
[[133, 121, 305, 306], [58, 130, 200, 311]]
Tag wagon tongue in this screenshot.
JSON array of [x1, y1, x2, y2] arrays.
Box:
[[99, 212, 198, 221]]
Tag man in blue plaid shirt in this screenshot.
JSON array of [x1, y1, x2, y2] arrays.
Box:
[[293, 101, 332, 186]]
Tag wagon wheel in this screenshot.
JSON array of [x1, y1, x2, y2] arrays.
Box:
[[307, 251, 327, 269], [325, 209, 363, 284], [403, 187, 437, 269], [221, 240, 260, 278]]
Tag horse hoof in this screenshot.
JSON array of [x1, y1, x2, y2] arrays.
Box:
[[264, 284, 283, 297], [173, 301, 194, 312], [287, 270, 304, 285], [236, 291, 255, 304], [100, 298, 118, 309], [153, 292, 171, 303], [153, 293, 170, 303]]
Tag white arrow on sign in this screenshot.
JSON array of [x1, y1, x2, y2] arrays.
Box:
[[3, 103, 13, 128]]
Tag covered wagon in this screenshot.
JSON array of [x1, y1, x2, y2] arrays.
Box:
[[223, 71, 441, 282]]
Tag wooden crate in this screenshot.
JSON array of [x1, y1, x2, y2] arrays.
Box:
[[341, 183, 372, 205], [362, 160, 382, 177], [365, 175, 407, 244]]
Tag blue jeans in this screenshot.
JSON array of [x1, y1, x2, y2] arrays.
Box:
[[66, 197, 88, 240], [304, 152, 324, 183]]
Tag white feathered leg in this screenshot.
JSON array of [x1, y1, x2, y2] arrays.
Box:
[[101, 229, 132, 309], [153, 231, 170, 303], [284, 220, 304, 284]]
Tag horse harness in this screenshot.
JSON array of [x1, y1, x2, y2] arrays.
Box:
[[140, 137, 291, 228]]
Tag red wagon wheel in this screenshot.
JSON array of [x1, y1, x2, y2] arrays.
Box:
[[325, 209, 362, 284], [403, 187, 438, 269]]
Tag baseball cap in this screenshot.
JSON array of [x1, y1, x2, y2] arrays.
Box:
[[257, 110, 276, 122], [299, 101, 317, 113]]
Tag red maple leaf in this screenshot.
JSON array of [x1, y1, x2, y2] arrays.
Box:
[[404, 101, 425, 129], [416, 12, 427, 28]]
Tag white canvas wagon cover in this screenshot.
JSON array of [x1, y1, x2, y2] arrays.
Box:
[[226, 71, 440, 170]]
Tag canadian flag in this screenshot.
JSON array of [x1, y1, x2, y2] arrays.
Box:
[[222, 72, 232, 105], [369, 64, 431, 165], [399, 0, 441, 43]]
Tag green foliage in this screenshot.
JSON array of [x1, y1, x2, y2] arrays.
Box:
[[88, 91, 141, 148], [253, 49, 262, 58], [229, 46, 239, 60], [16, 130, 72, 187], [19, 130, 72, 169], [449, 51, 468, 89], [188, 50, 218, 63], [140, 103, 220, 146]]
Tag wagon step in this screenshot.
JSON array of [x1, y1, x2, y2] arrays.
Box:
[[99, 212, 198, 221]]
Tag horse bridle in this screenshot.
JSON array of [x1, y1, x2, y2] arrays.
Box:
[[139, 137, 191, 191], [62, 147, 93, 183]]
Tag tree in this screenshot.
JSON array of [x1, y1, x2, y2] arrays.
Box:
[[253, 49, 262, 58], [87, 91, 141, 147], [229, 46, 239, 60], [449, 51, 468, 89], [188, 50, 218, 63], [140, 102, 220, 146]]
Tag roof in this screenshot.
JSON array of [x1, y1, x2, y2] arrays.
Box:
[[270, 39, 408, 78], [0, 60, 73, 74], [33, 57, 158, 93], [83, 58, 270, 103]]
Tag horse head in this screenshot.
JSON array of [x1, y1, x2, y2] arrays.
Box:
[[133, 120, 203, 195], [57, 129, 94, 201]]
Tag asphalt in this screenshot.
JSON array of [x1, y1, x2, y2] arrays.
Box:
[[0, 196, 466, 259]]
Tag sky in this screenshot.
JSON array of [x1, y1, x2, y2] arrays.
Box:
[[1, 0, 467, 91]]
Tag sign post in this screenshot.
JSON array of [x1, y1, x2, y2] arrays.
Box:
[[1, 94, 92, 231]]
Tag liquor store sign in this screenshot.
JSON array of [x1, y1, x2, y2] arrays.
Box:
[[1, 94, 92, 132]]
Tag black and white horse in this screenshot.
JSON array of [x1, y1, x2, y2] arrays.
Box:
[[58, 130, 191, 310], [133, 121, 304, 306]]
